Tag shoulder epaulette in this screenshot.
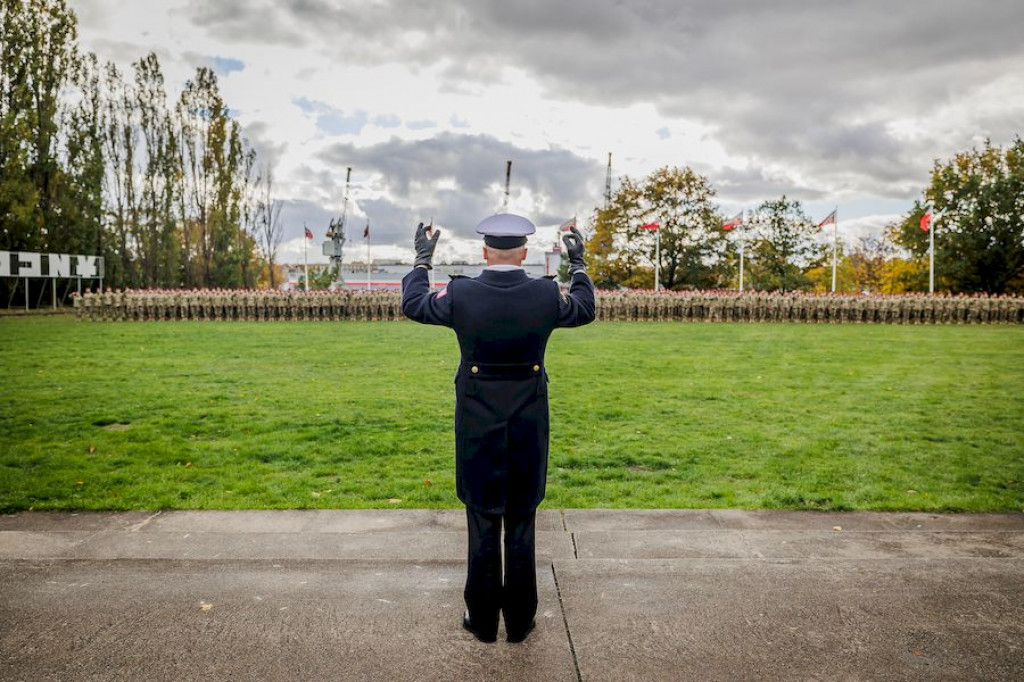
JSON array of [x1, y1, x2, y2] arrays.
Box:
[[542, 275, 557, 280], [449, 274, 468, 280]]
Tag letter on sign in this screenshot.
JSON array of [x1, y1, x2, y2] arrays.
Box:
[[49, 253, 72, 278], [18, 252, 41, 277], [76, 256, 98, 278]]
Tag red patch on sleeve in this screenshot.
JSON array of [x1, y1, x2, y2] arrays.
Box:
[[436, 289, 448, 299]]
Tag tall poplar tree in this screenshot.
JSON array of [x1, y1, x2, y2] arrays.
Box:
[[0, 0, 78, 252]]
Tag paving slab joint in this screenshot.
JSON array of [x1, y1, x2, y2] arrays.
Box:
[[551, 562, 583, 682]]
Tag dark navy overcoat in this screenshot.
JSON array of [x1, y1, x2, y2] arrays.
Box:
[[401, 266, 596, 514]]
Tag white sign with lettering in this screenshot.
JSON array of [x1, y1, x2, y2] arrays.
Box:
[[0, 251, 104, 279]]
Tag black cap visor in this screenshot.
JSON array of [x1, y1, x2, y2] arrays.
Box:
[[483, 235, 528, 249]]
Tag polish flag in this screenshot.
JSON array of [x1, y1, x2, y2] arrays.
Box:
[[722, 213, 744, 231], [920, 212, 932, 232]]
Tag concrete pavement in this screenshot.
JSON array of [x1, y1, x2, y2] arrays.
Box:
[[1, 509, 1022, 681]]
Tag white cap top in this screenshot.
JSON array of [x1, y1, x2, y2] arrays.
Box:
[[474, 213, 536, 237]]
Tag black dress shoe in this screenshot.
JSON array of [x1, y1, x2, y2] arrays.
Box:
[[506, 620, 535, 643], [462, 611, 497, 643]]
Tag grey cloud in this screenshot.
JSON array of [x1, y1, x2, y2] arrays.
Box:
[[186, 0, 306, 46], [185, 0, 1024, 196], [277, 199, 339, 241], [242, 120, 288, 168], [317, 133, 603, 238], [358, 198, 418, 244], [354, 193, 496, 247], [713, 165, 825, 204], [88, 39, 177, 69]]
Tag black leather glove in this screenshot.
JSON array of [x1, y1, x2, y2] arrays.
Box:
[[414, 222, 440, 269], [561, 225, 586, 274]]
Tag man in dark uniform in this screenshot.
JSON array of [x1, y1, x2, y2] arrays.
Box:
[[402, 214, 596, 644]]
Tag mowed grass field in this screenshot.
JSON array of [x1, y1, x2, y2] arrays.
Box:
[[1, 316, 1022, 512]]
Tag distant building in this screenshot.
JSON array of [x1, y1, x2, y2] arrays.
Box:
[[281, 251, 563, 291], [281, 263, 330, 291]]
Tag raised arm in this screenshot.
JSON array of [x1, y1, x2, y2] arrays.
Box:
[[556, 225, 596, 328], [401, 223, 453, 327]]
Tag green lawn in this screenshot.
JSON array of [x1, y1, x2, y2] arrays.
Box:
[[1, 316, 1022, 512]]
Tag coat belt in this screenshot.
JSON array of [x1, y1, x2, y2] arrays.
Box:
[[460, 360, 543, 379]]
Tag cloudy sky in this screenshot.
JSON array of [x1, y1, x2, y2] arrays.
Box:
[[72, 0, 1024, 265]]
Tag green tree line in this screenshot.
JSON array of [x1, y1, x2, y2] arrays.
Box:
[[1, 0, 276, 303], [588, 143, 1023, 294]]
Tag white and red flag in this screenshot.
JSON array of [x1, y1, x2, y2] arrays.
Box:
[[817, 209, 837, 230], [920, 211, 932, 232], [640, 221, 660, 231], [722, 213, 743, 231]]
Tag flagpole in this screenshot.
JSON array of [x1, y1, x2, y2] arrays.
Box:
[[739, 239, 745, 293], [929, 213, 935, 293], [739, 210, 745, 292], [365, 222, 371, 291], [831, 205, 838, 293], [654, 227, 661, 291], [303, 223, 309, 292]]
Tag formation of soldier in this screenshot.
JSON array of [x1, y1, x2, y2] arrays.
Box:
[[596, 290, 1024, 324], [73, 288, 403, 322], [74, 287, 1024, 324]]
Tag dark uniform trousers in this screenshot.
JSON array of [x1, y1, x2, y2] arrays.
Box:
[[465, 507, 537, 639], [401, 265, 596, 637]]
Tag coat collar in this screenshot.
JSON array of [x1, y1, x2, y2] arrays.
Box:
[[476, 269, 531, 287]]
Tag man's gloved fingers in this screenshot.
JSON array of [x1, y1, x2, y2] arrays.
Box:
[[430, 229, 441, 245], [569, 225, 584, 240]]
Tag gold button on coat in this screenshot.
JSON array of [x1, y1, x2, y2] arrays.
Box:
[[471, 366, 479, 374], [533, 365, 540, 372]]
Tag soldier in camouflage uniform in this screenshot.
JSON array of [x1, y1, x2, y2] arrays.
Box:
[[254, 290, 265, 322], [123, 289, 136, 321], [85, 290, 97, 320]]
